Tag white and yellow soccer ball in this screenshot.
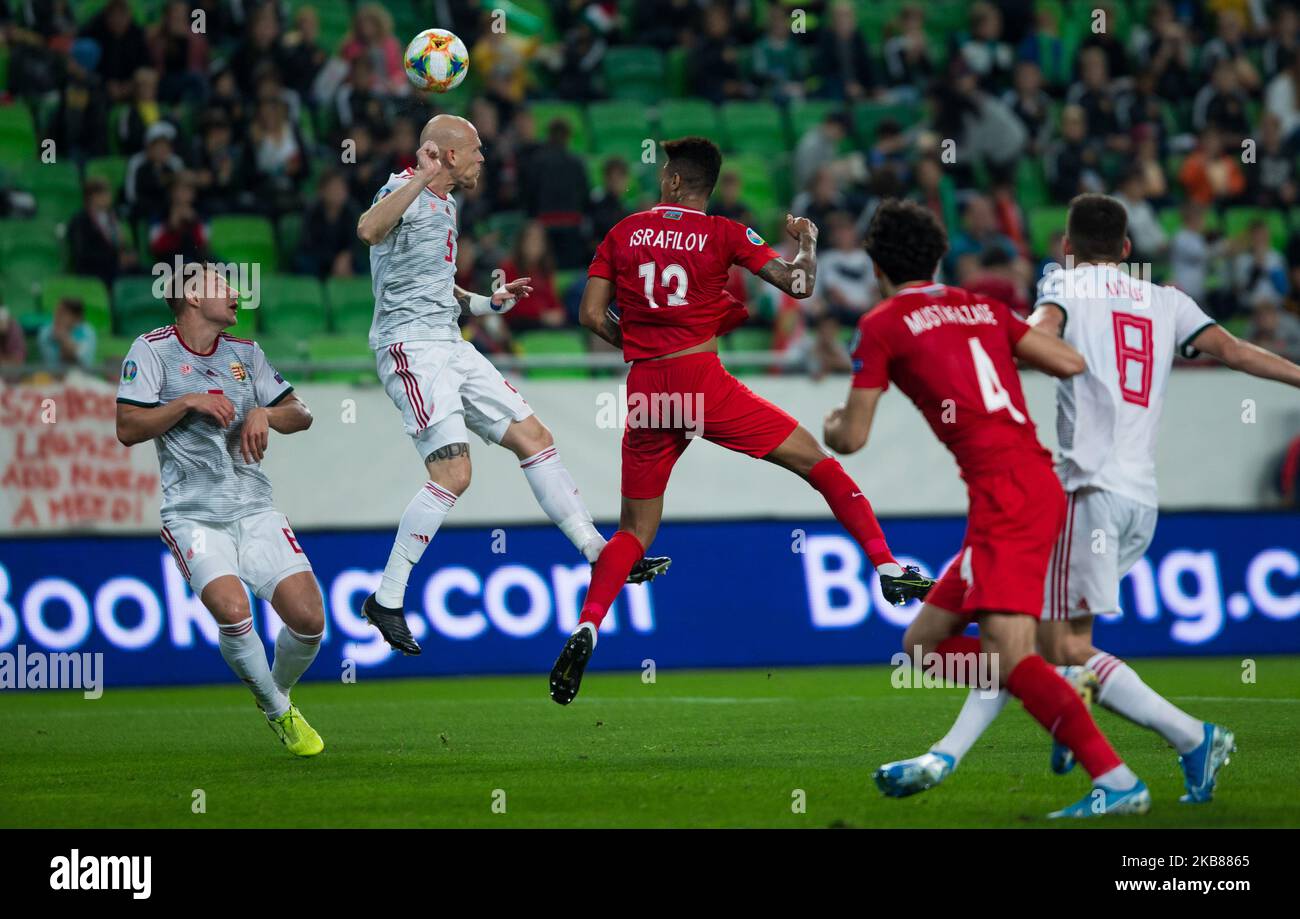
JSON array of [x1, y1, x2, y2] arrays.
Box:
[[403, 28, 469, 93]]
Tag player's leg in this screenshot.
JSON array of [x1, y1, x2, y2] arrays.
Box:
[[366, 342, 472, 653]]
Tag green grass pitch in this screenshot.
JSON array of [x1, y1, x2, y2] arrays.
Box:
[[1, 656, 1297, 828]]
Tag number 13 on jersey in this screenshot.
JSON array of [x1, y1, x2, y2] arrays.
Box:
[[638, 261, 689, 308]]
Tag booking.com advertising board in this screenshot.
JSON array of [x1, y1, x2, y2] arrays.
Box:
[[0, 511, 1298, 688]]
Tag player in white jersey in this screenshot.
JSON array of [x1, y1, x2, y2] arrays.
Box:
[[876, 194, 1300, 805], [116, 263, 327, 757], [354, 114, 669, 655]]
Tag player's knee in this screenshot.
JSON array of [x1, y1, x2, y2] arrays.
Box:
[[429, 454, 472, 495], [209, 595, 251, 624]]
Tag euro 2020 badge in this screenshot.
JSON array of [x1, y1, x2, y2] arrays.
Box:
[[229, 360, 247, 382], [121, 359, 138, 383]]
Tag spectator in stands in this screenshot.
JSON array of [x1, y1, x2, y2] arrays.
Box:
[[547, 17, 606, 102], [82, 0, 149, 104], [689, 4, 751, 102], [963, 246, 1030, 317], [53, 36, 110, 161], [1133, 1, 1197, 101], [1116, 68, 1170, 152], [246, 95, 306, 217], [1067, 46, 1127, 154], [1179, 127, 1246, 206], [1169, 202, 1227, 310], [471, 9, 539, 119], [227, 3, 287, 96], [793, 111, 850, 193], [867, 119, 911, 187], [1131, 124, 1170, 205], [519, 119, 589, 269], [1263, 4, 1300, 80], [37, 298, 96, 372], [68, 177, 138, 286], [1248, 298, 1300, 361], [1044, 104, 1103, 202], [206, 63, 248, 133], [124, 121, 183, 222], [1076, 1, 1130, 80], [1265, 51, 1300, 142], [1251, 112, 1299, 210], [910, 155, 960, 235], [630, 0, 695, 50], [1003, 60, 1053, 154], [149, 173, 209, 263], [382, 116, 420, 178], [989, 176, 1029, 258], [294, 170, 362, 279], [1193, 58, 1253, 145], [341, 4, 406, 97], [930, 60, 1027, 186], [948, 194, 1022, 277], [814, 1, 875, 101], [1016, 2, 1067, 90], [883, 3, 936, 91], [149, 0, 208, 103], [280, 5, 327, 104], [113, 66, 167, 154], [816, 212, 876, 324], [1199, 8, 1260, 92], [340, 122, 386, 211], [791, 166, 852, 238], [1233, 220, 1289, 310], [1115, 169, 1168, 261], [191, 110, 248, 215], [502, 221, 565, 331], [752, 3, 807, 103], [590, 157, 632, 249], [959, 2, 1016, 91], [0, 306, 27, 367]]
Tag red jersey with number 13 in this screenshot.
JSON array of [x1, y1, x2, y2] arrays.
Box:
[[851, 282, 1050, 478], [589, 205, 779, 360]]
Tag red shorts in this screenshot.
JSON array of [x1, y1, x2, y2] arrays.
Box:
[[925, 459, 1066, 618], [621, 352, 798, 499]]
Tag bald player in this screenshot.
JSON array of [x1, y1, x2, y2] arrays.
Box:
[[354, 115, 670, 655]]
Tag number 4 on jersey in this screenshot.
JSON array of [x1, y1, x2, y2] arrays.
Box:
[[969, 337, 1027, 424]]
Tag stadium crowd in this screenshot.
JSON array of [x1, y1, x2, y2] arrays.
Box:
[[1, 0, 1300, 378]]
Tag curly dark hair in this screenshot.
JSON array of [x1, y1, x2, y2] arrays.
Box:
[[862, 198, 949, 285], [662, 136, 723, 197]]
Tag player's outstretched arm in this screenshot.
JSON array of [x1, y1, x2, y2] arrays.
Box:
[[756, 215, 818, 299], [823, 387, 882, 455], [1013, 326, 1086, 378], [356, 141, 440, 246], [454, 279, 532, 317], [115, 393, 235, 446], [578, 276, 623, 348], [1190, 325, 1300, 388]]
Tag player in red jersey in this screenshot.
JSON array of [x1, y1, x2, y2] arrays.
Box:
[[547, 137, 936, 705], [822, 199, 1150, 818]]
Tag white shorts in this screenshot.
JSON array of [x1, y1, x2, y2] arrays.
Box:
[[160, 510, 314, 601], [377, 339, 533, 460], [1042, 486, 1158, 621]]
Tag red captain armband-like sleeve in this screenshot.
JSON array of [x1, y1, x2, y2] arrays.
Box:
[[849, 321, 890, 390], [1005, 307, 1032, 345]]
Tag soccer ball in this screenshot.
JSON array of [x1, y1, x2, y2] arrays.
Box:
[[403, 28, 469, 93]]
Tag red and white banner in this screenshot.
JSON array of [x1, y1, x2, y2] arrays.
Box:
[[0, 374, 161, 533]]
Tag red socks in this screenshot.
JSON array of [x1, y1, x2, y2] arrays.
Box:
[[807, 458, 897, 568], [578, 530, 645, 630], [1006, 654, 1122, 779], [932, 635, 982, 683]]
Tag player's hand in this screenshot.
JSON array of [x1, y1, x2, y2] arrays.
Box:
[[185, 392, 236, 428], [491, 277, 533, 314], [823, 406, 848, 453], [415, 140, 441, 179], [240, 407, 270, 464], [786, 214, 818, 245]]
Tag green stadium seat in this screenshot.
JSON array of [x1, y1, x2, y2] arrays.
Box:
[[0, 104, 37, 167], [587, 101, 653, 157], [720, 101, 788, 155], [1028, 206, 1071, 259], [111, 276, 169, 336], [658, 100, 719, 143], [664, 47, 689, 98], [258, 275, 327, 336], [98, 335, 136, 362], [514, 328, 589, 379], [306, 334, 375, 383], [209, 215, 278, 273], [788, 101, 844, 145], [26, 161, 82, 221], [85, 156, 128, 195], [722, 327, 772, 352], [40, 275, 112, 336], [1221, 207, 1290, 249], [725, 154, 786, 230], [325, 276, 375, 336], [277, 213, 303, 264], [529, 102, 589, 153], [1015, 158, 1049, 212], [603, 46, 665, 104], [851, 101, 923, 146]]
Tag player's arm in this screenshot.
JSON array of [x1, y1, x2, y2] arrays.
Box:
[[823, 386, 882, 455], [356, 141, 440, 246], [577, 276, 623, 348], [453, 279, 533, 317], [116, 393, 235, 446], [1028, 302, 1066, 337], [239, 394, 312, 464], [1189, 324, 1300, 387], [1013, 325, 1086, 378], [756, 215, 818, 299]]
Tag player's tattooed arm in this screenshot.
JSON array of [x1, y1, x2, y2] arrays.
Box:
[[357, 140, 440, 245], [578, 276, 622, 347], [757, 214, 819, 299]]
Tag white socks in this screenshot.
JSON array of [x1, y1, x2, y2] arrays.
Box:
[[1087, 652, 1204, 754], [520, 447, 605, 562], [877, 562, 904, 577], [272, 625, 323, 695], [218, 618, 288, 718], [1096, 763, 1140, 791], [931, 687, 1009, 764], [376, 481, 456, 608]]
